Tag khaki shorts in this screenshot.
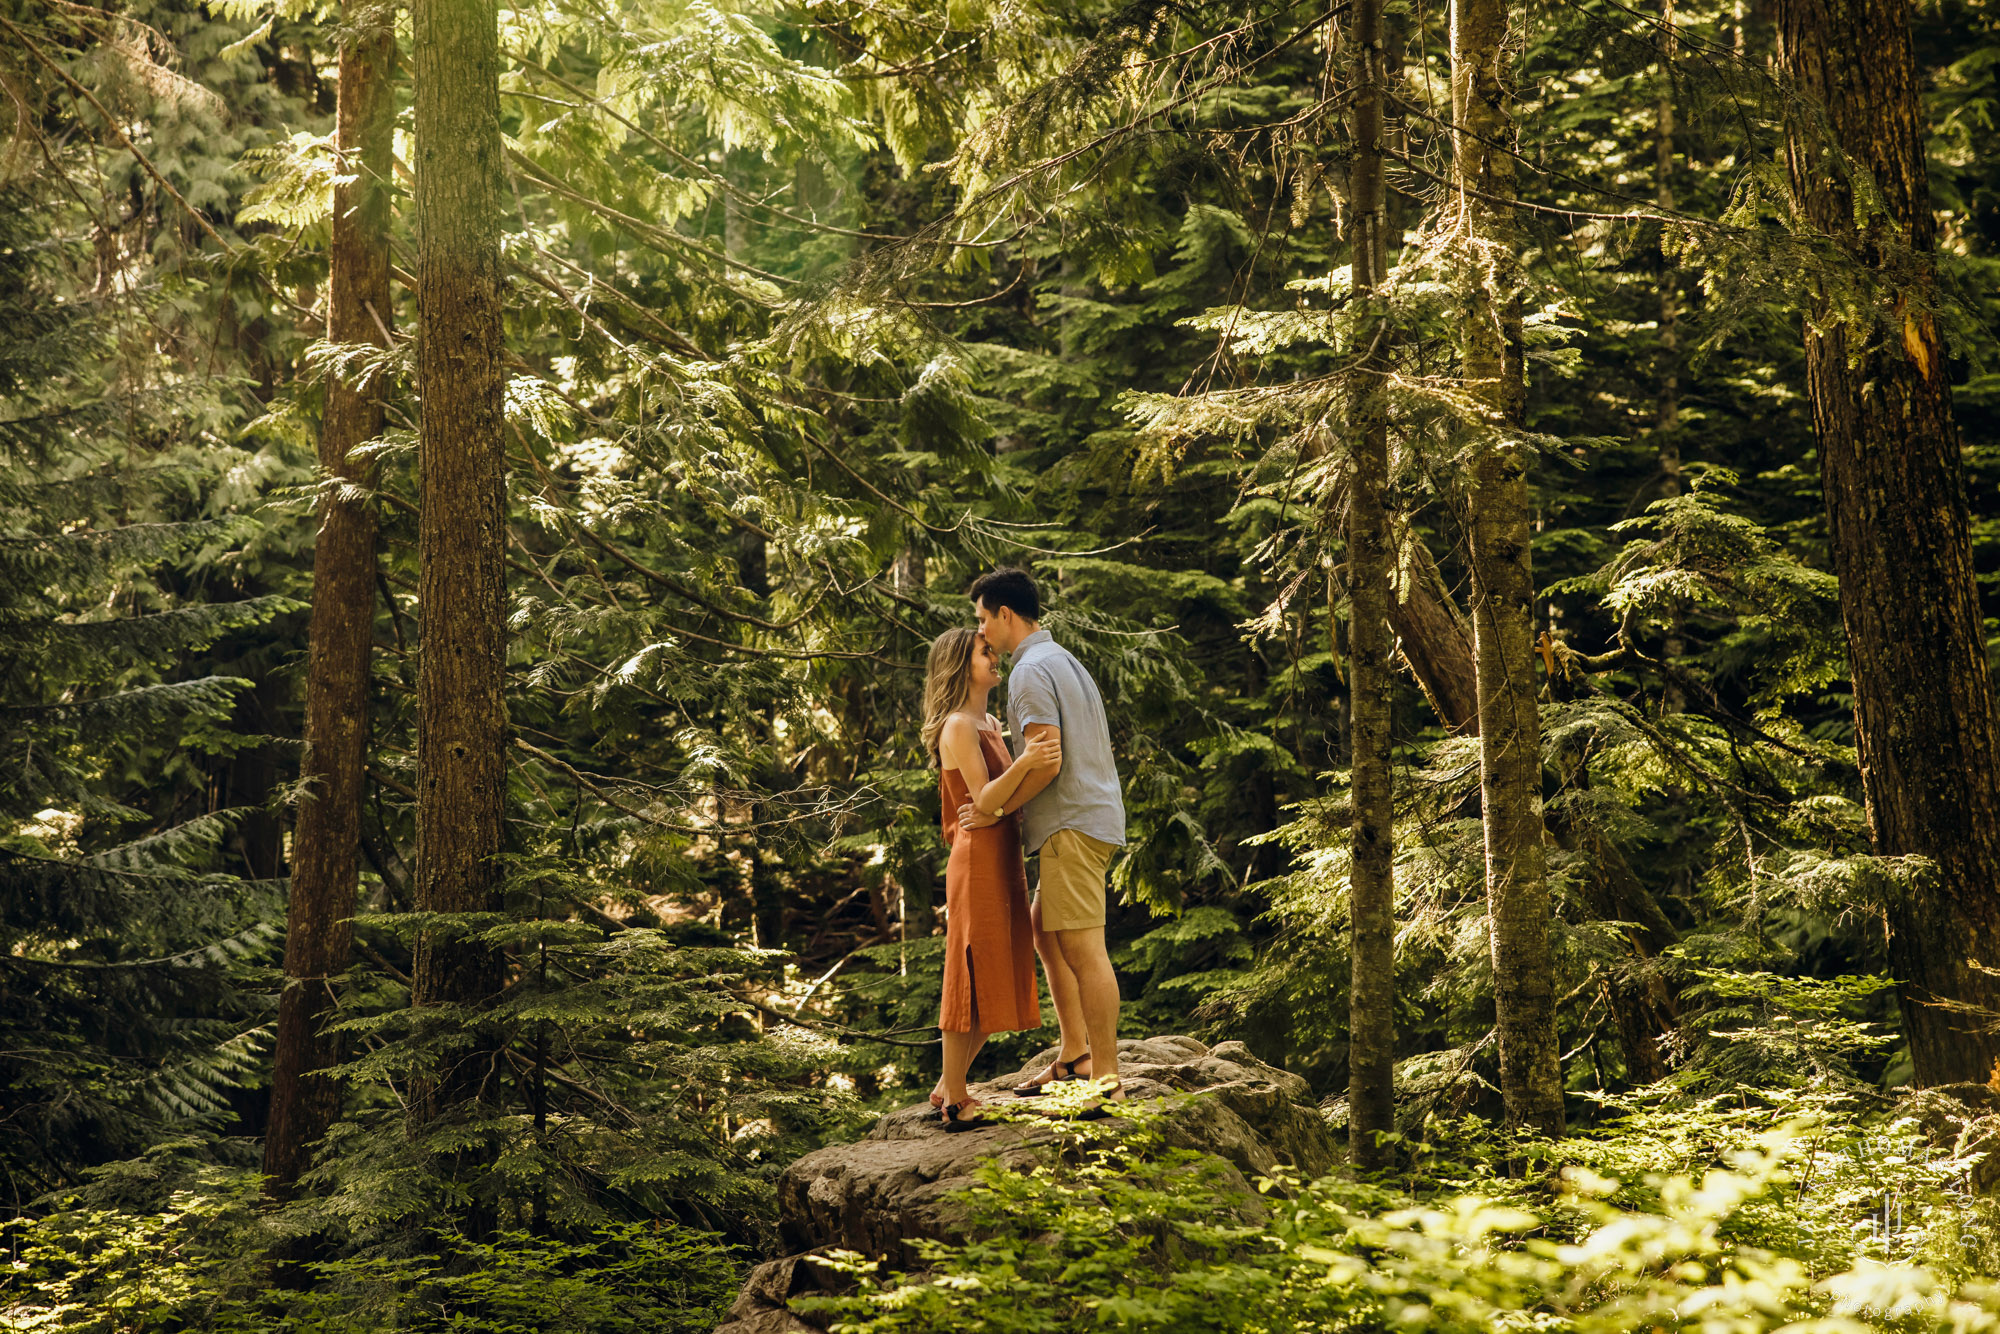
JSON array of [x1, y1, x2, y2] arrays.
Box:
[[1034, 828, 1117, 932]]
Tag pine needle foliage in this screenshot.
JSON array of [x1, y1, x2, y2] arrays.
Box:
[[0, 88, 299, 1200]]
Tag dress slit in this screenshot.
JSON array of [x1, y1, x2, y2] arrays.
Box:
[[963, 948, 980, 1030]]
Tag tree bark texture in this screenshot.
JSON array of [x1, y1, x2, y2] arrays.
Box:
[[1386, 543, 1481, 733], [1655, 2, 1688, 709], [413, 0, 509, 1114], [1451, 0, 1564, 1136], [263, 9, 393, 1197], [1654, 0, 1681, 499], [1778, 0, 2000, 1085], [1344, 0, 1397, 1172]]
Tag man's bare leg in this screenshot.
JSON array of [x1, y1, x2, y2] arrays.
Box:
[[1051, 925, 1121, 1091], [1028, 899, 1092, 1081]]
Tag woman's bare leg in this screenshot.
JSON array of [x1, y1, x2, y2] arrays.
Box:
[[941, 1027, 988, 1105], [933, 1032, 988, 1105], [941, 959, 987, 1107]]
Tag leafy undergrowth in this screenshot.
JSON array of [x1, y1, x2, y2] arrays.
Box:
[[0, 1165, 741, 1334], [7, 1083, 1998, 1333], [808, 1083, 2000, 1333]]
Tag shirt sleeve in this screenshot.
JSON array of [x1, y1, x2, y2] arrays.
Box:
[[1007, 662, 1062, 730]]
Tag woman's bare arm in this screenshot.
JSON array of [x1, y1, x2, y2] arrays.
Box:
[[942, 715, 1058, 819]]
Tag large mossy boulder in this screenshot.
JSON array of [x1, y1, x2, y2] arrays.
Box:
[[714, 1034, 1334, 1334]]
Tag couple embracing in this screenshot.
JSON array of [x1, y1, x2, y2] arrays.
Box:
[[919, 567, 1126, 1132]]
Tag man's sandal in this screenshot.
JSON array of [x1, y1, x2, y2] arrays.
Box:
[[941, 1097, 988, 1134], [1011, 1054, 1090, 1098], [1076, 1081, 1127, 1121]]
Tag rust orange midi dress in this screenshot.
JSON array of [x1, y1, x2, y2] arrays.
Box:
[[937, 725, 1041, 1034]]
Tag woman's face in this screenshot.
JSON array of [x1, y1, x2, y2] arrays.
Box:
[[968, 636, 1002, 692]]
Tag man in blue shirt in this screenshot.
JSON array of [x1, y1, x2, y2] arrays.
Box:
[[960, 567, 1128, 1104]]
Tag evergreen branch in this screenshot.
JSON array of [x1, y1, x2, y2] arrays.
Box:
[[508, 253, 711, 363], [0, 848, 191, 882], [513, 739, 711, 835], [801, 430, 962, 536], [1384, 92, 1747, 231], [514, 56, 907, 244], [571, 523, 821, 633], [0, 15, 232, 253], [830, 33, 981, 81], [902, 263, 1032, 310], [0, 13, 316, 327], [944, 3, 1351, 229], [1552, 632, 1821, 765], [505, 147, 797, 289], [0, 519, 248, 589], [513, 739, 881, 834], [1387, 143, 1725, 229], [961, 515, 1156, 558], [0, 919, 279, 970]]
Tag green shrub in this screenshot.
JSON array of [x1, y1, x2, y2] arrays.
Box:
[[812, 1089, 2000, 1333], [2, 1186, 741, 1334], [272, 1224, 742, 1334]]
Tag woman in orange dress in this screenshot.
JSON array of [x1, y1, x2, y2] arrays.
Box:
[[920, 628, 1059, 1131]]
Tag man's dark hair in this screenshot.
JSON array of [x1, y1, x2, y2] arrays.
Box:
[[968, 566, 1041, 621]]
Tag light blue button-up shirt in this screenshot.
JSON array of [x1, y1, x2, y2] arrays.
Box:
[[1003, 629, 1126, 854]]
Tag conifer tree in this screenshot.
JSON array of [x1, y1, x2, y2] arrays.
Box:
[[265, 0, 396, 1197], [1451, 0, 1563, 1135], [412, 0, 509, 1130], [1345, 0, 1397, 1170], [1776, 0, 2000, 1085], [0, 98, 295, 1199]]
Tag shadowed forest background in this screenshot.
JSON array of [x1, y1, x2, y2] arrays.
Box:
[[9, 0, 2000, 1328]]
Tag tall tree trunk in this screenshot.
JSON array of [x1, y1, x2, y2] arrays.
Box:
[[1654, 0, 1681, 503], [263, 8, 393, 1198], [1451, 0, 1564, 1136], [1777, 0, 2000, 1086], [889, 539, 935, 940], [413, 0, 509, 1125], [1345, 0, 1397, 1172], [1655, 2, 1687, 711]]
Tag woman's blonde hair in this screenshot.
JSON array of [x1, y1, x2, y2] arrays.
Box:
[[920, 627, 979, 767]]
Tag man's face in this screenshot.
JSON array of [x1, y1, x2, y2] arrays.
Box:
[[974, 598, 1018, 654]]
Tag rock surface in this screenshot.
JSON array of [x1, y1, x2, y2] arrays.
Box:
[[714, 1034, 1334, 1334]]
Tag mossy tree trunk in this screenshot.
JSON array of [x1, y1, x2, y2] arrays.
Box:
[[263, 5, 394, 1198], [1345, 0, 1397, 1172], [1778, 0, 2000, 1086], [1451, 0, 1563, 1136]]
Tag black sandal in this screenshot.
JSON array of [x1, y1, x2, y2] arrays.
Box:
[[941, 1097, 988, 1133], [1076, 1081, 1127, 1121], [1011, 1054, 1090, 1098]]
